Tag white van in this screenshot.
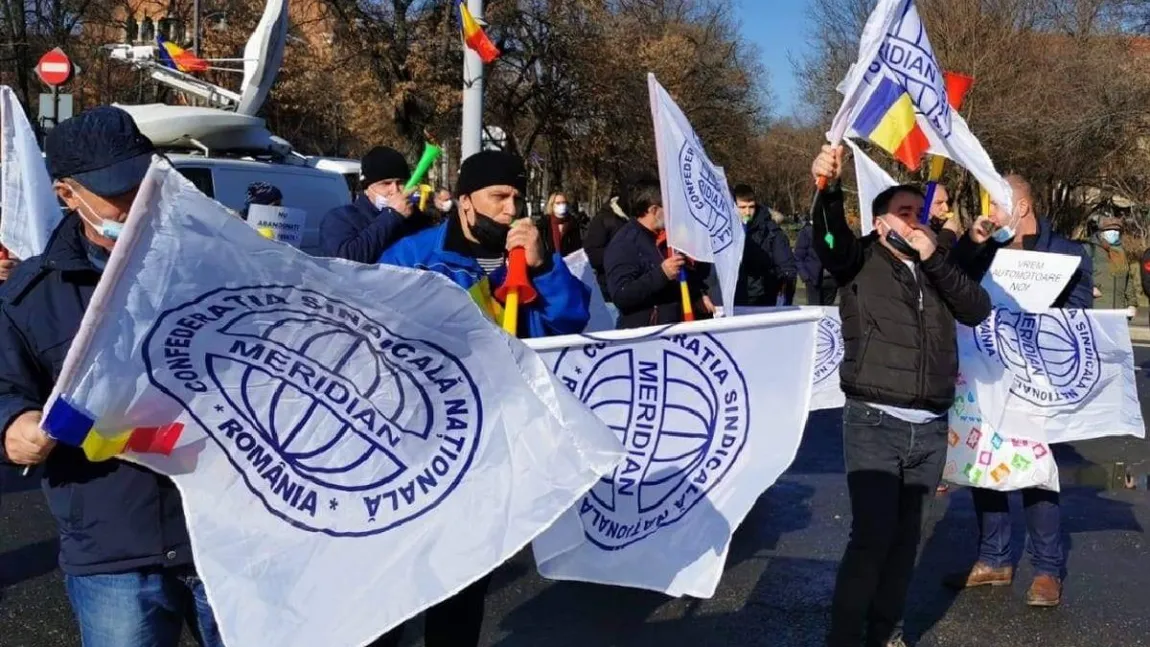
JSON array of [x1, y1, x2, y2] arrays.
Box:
[[168, 155, 350, 256], [115, 104, 353, 257]]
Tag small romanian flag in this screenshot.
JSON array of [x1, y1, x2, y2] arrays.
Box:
[[852, 77, 930, 171], [43, 398, 184, 462], [459, 1, 500, 64], [156, 34, 210, 73]]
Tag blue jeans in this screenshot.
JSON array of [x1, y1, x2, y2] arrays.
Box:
[[828, 401, 948, 647], [66, 566, 224, 647], [971, 486, 1063, 577]]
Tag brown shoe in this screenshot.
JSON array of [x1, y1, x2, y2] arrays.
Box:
[[1026, 574, 1062, 607], [943, 562, 1013, 589]]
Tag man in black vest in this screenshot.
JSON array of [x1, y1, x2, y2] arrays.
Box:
[[811, 145, 991, 647]]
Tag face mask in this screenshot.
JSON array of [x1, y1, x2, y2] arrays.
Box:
[[470, 212, 511, 251], [1101, 230, 1120, 246], [372, 193, 389, 211], [438, 200, 453, 212], [991, 225, 1015, 244], [554, 203, 568, 217], [73, 192, 124, 241]]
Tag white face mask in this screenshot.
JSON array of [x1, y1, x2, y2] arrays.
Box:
[[73, 191, 124, 241], [1101, 230, 1121, 246], [554, 203, 568, 218], [437, 199, 453, 212]]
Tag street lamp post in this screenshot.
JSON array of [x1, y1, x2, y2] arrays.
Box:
[[193, 0, 201, 54]]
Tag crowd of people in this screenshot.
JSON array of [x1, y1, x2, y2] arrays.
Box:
[[0, 105, 1147, 647]]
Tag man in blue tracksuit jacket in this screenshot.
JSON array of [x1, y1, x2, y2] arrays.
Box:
[[0, 108, 223, 645], [373, 151, 588, 647], [945, 173, 1093, 608], [381, 150, 589, 340], [319, 146, 426, 263]]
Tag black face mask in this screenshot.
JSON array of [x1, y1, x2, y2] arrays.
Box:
[[470, 212, 511, 252]]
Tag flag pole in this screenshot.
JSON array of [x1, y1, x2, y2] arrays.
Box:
[[461, 0, 484, 160]]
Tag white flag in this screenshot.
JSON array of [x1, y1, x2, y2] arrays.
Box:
[[1, 85, 61, 260], [563, 248, 617, 333], [740, 306, 846, 412], [844, 140, 898, 237], [529, 310, 818, 597], [828, 0, 1013, 214], [45, 160, 624, 647], [648, 74, 745, 313], [958, 308, 1145, 446]]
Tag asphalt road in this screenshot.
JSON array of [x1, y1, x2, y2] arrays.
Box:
[[3, 350, 1149, 647]]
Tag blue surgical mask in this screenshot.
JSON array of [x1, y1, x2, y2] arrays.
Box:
[[991, 225, 1015, 244], [74, 192, 125, 241], [1101, 230, 1120, 246]]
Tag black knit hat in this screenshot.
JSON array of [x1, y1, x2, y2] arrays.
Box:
[[457, 150, 527, 196], [359, 146, 410, 188]]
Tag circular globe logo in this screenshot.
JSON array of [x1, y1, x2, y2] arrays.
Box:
[[813, 315, 844, 386], [972, 307, 1100, 407], [143, 286, 482, 537], [552, 334, 749, 550]]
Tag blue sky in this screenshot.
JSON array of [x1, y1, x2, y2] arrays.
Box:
[[735, 0, 812, 118]]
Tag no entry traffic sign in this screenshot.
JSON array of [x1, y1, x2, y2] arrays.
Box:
[[36, 48, 73, 87]]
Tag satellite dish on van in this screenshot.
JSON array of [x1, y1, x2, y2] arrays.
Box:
[[103, 0, 287, 117], [236, 0, 288, 116], [116, 104, 278, 151]]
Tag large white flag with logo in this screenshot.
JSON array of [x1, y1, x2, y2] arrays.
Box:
[[784, 304, 1142, 450], [529, 310, 818, 597], [1, 85, 62, 260], [649, 74, 745, 313], [44, 160, 625, 647], [828, 0, 1012, 213]]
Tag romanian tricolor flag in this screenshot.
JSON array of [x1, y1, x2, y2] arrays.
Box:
[[467, 277, 507, 328], [42, 398, 184, 462], [852, 77, 930, 171], [156, 34, 210, 73], [459, 1, 500, 64]]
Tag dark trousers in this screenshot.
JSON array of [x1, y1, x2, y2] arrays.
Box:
[[970, 487, 1063, 577], [828, 401, 948, 647], [369, 574, 492, 647], [806, 282, 837, 306]]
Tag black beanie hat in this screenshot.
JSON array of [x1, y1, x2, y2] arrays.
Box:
[[360, 146, 410, 188], [456, 150, 527, 196]]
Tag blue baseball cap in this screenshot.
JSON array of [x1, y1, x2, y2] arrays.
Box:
[[45, 106, 155, 198]]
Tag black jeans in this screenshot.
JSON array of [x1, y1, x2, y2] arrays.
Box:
[[828, 400, 948, 647], [807, 282, 837, 306], [369, 574, 492, 647]]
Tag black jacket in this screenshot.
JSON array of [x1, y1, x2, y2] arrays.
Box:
[[0, 215, 195, 575], [813, 185, 991, 413], [583, 199, 628, 299], [735, 208, 797, 306], [605, 219, 711, 329]]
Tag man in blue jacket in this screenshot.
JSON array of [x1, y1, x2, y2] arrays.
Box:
[[793, 219, 836, 305], [374, 151, 588, 647], [733, 184, 797, 307], [381, 149, 589, 340], [0, 107, 223, 646], [320, 146, 421, 263], [604, 178, 714, 328], [945, 173, 1093, 608]]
